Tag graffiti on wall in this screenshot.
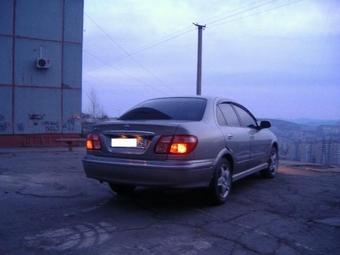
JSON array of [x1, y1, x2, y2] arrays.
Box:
[[0, 114, 6, 132], [28, 113, 60, 132], [0, 113, 80, 133], [0, 122, 6, 132], [28, 114, 45, 126], [63, 114, 81, 131], [63, 118, 75, 131], [0, 114, 7, 133], [42, 120, 60, 132], [0, 114, 15, 133]]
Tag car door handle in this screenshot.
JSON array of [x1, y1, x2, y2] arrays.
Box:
[[227, 133, 233, 139]]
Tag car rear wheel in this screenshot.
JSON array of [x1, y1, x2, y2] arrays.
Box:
[[208, 158, 232, 205], [108, 183, 136, 195], [260, 147, 278, 178]]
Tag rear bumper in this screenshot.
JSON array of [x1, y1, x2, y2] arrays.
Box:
[[82, 155, 214, 188]]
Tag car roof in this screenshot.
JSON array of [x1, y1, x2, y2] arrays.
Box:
[[143, 96, 237, 104]]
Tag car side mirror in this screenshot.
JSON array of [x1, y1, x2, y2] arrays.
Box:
[[259, 120, 271, 129]]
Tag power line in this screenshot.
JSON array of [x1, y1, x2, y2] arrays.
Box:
[[206, 0, 276, 26], [83, 49, 168, 95], [111, 28, 195, 62], [87, 0, 303, 62], [83, 72, 145, 98], [107, 0, 270, 61], [85, 13, 178, 95], [200, 0, 269, 24], [208, 0, 304, 28], [83, 0, 306, 95]]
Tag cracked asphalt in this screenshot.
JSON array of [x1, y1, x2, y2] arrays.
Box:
[[0, 147, 339, 255]]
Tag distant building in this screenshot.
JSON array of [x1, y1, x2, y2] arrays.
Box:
[[270, 119, 340, 165], [0, 0, 84, 147], [282, 138, 340, 165], [321, 137, 339, 165]]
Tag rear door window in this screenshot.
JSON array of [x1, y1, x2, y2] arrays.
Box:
[[218, 103, 241, 126]]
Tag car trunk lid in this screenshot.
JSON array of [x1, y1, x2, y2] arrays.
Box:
[[92, 121, 180, 160]]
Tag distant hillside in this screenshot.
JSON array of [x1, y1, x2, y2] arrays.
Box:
[[260, 119, 320, 137], [260, 118, 340, 131], [286, 119, 340, 126], [266, 119, 303, 130]]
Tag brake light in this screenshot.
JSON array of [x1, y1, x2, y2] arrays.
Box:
[[155, 135, 197, 154], [86, 133, 101, 150], [86, 139, 93, 149]]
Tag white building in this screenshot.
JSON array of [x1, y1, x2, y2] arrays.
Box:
[[0, 0, 83, 147]]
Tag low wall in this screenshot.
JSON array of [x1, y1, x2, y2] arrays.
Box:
[[0, 134, 83, 148]]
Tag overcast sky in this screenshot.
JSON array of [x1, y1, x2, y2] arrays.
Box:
[[82, 0, 340, 120]]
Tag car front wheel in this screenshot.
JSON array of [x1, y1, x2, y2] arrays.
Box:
[[208, 158, 232, 205], [260, 147, 278, 178]]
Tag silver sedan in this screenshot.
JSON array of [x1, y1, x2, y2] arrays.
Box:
[[82, 96, 278, 205]]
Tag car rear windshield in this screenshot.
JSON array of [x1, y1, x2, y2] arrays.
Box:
[[119, 98, 207, 121]]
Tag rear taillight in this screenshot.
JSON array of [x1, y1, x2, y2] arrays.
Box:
[[86, 133, 101, 150], [155, 135, 197, 154]]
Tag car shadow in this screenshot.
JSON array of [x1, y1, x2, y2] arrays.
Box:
[[104, 173, 263, 209], [111, 187, 211, 208]]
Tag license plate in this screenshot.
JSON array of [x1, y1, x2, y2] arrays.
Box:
[[111, 138, 137, 148]]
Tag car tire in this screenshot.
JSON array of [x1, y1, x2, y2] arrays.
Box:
[[260, 147, 278, 179], [109, 183, 136, 195], [208, 158, 232, 205]]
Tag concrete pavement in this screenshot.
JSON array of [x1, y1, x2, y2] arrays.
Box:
[[0, 147, 339, 254]]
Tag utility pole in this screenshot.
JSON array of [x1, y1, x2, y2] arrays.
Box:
[[193, 23, 206, 96]]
